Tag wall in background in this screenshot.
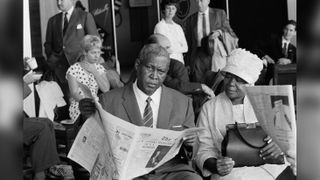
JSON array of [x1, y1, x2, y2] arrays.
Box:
[[287, 0, 296, 46], [228, 0, 288, 50], [287, 0, 296, 20]]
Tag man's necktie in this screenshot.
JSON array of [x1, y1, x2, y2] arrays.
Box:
[[282, 42, 288, 58], [202, 13, 207, 38], [63, 12, 68, 35], [143, 97, 153, 128]]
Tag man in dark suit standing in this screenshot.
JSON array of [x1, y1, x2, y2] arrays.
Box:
[[254, 20, 297, 84], [44, 0, 98, 97], [79, 44, 202, 180], [184, 0, 237, 72]]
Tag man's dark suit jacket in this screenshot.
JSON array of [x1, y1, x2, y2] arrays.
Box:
[[165, 59, 202, 94], [44, 8, 98, 82], [254, 34, 296, 63], [184, 8, 237, 70], [193, 49, 216, 84], [99, 84, 196, 175]]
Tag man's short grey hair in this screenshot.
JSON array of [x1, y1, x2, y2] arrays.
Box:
[[135, 43, 170, 65], [145, 33, 167, 45]]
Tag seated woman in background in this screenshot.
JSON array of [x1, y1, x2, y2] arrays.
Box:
[[154, 0, 188, 65], [195, 49, 288, 180], [66, 35, 110, 123]]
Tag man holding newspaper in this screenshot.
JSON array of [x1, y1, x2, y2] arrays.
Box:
[[79, 43, 202, 179]]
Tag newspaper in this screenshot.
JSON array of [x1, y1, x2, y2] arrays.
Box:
[[245, 85, 296, 165], [67, 116, 116, 180], [68, 101, 203, 180]]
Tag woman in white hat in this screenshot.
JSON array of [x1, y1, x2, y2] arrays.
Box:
[[195, 49, 288, 180]]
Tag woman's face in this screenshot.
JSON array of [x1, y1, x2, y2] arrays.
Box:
[[85, 47, 102, 64], [164, 4, 177, 19], [223, 72, 248, 104]]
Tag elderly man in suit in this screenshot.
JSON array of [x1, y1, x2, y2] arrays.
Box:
[[79, 44, 202, 180], [184, 0, 237, 73], [44, 0, 98, 97]]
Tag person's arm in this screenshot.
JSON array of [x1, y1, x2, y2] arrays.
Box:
[[154, 22, 162, 34], [193, 54, 210, 83], [219, 10, 237, 38], [95, 64, 111, 92], [44, 18, 53, 58], [195, 100, 220, 177], [81, 63, 110, 92], [164, 60, 202, 94], [93, 71, 110, 93], [67, 74, 83, 101], [180, 97, 196, 159], [169, 26, 188, 54]]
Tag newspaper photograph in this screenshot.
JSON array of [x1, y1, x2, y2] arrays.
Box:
[[68, 101, 203, 180], [245, 85, 296, 164]]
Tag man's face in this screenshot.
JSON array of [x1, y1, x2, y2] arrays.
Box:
[[136, 55, 170, 95], [197, 0, 210, 12], [57, 0, 74, 12], [283, 24, 296, 41]]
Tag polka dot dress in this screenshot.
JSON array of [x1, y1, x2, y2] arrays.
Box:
[[66, 62, 106, 122]]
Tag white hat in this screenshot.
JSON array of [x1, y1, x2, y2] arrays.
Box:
[[222, 48, 263, 84]]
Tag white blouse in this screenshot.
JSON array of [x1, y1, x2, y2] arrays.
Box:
[[154, 19, 188, 64]]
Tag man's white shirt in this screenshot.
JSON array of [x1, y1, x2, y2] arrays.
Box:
[[133, 81, 161, 128]]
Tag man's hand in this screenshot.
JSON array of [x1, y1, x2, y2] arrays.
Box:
[[263, 55, 275, 64], [210, 30, 223, 39], [277, 58, 292, 65], [201, 84, 215, 99], [216, 157, 235, 176], [260, 136, 283, 160], [182, 133, 197, 148], [79, 98, 96, 119]]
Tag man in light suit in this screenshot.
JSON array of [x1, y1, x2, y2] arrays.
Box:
[[79, 44, 202, 180], [184, 0, 237, 73], [44, 0, 98, 97]]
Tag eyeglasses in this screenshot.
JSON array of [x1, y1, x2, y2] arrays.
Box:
[[223, 72, 247, 84]]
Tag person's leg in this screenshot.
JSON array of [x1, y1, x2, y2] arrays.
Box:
[[23, 118, 60, 175], [164, 170, 203, 180]]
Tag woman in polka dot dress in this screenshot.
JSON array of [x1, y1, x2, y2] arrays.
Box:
[[66, 35, 110, 123]]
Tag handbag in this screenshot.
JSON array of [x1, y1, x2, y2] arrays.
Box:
[[221, 122, 285, 167]]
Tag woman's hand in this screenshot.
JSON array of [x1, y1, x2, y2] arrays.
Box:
[[260, 136, 283, 160], [216, 157, 235, 176], [82, 62, 99, 75]]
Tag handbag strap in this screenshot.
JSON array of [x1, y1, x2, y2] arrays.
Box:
[[234, 122, 265, 149]]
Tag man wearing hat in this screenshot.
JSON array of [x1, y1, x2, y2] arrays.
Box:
[[195, 49, 288, 179]]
